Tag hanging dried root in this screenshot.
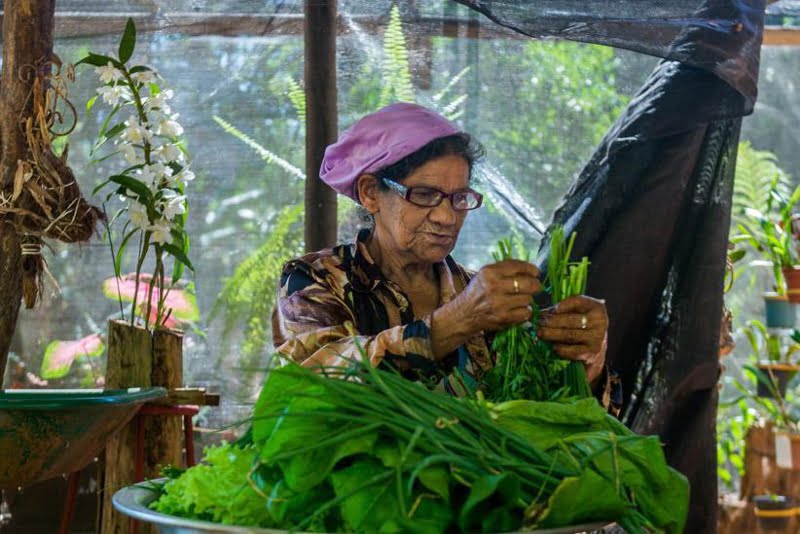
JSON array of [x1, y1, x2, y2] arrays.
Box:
[[0, 56, 103, 243], [0, 55, 103, 307]]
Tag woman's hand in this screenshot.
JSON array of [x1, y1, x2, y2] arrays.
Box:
[[537, 295, 608, 382], [430, 260, 541, 359], [459, 260, 542, 332]]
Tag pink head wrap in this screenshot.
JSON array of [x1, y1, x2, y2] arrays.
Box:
[[319, 102, 462, 202]]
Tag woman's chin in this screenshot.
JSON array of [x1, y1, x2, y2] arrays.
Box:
[[414, 244, 455, 264]]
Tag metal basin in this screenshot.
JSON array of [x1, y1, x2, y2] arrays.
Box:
[[0, 387, 166, 488], [114, 480, 615, 534]]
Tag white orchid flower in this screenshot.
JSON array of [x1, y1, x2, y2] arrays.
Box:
[[122, 116, 152, 144], [157, 116, 184, 138], [97, 85, 130, 106], [153, 143, 184, 164], [149, 161, 174, 180], [95, 62, 123, 84], [174, 168, 195, 185], [128, 201, 150, 230], [148, 221, 172, 244], [131, 69, 157, 85], [144, 89, 175, 114], [137, 165, 157, 188], [119, 144, 143, 165], [160, 192, 187, 221]]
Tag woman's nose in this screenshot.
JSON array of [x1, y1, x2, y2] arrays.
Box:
[[428, 197, 458, 225]]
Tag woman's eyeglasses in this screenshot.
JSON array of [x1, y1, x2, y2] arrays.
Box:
[[381, 179, 483, 211]]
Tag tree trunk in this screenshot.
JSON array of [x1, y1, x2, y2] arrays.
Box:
[[0, 0, 57, 385]]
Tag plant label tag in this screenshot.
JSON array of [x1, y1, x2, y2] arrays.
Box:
[[776, 433, 793, 469]]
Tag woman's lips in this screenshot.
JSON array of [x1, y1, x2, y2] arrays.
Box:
[[427, 232, 455, 244]]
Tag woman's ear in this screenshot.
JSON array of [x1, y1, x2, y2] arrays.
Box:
[[357, 174, 381, 214]]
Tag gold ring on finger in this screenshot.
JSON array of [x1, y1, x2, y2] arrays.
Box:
[[580, 315, 588, 329], [513, 279, 520, 294]]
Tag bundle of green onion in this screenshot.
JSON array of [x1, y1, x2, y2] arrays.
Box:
[[152, 362, 687, 533], [482, 226, 592, 402]]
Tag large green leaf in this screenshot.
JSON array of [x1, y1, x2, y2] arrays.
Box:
[[330, 458, 401, 532], [533, 470, 627, 529], [458, 472, 523, 532]]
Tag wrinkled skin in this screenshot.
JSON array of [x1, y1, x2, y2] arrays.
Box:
[[357, 154, 607, 381]]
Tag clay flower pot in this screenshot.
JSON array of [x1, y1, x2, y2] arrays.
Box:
[[783, 266, 800, 303]]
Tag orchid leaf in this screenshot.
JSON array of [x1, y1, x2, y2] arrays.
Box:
[[110, 174, 152, 204], [95, 122, 127, 151], [40, 333, 105, 379], [163, 242, 195, 272], [118, 18, 137, 64], [115, 226, 138, 278], [86, 94, 98, 112], [75, 53, 120, 69]]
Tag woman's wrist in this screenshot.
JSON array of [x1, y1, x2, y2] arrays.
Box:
[[430, 301, 476, 360]]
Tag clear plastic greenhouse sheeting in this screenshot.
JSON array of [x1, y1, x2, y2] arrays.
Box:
[[0, 0, 796, 429], [454, 0, 765, 104]]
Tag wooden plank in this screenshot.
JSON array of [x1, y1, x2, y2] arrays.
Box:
[[764, 26, 800, 46], [2, 11, 795, 46], [149, 388, 220, 407], [304, 0, 338, 252]]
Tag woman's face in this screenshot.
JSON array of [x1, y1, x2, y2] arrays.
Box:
[[362, 154, 471, 265]]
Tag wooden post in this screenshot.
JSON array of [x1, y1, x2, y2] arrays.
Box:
[[145, 330, 184, 477], [101, 320, 153, 534], [0, 0, 56, 385], [304, 0, 338, 252], [101, 321, 184, 533]]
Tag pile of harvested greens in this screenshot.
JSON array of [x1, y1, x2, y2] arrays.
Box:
[[152, 362, 688, 533], [152, 227, 688, 532], [482, 227, 592, 402]]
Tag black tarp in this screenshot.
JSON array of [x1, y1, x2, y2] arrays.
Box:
[[454, 1, 767, 532]]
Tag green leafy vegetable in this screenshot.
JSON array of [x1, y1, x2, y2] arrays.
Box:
[[152, 362, 687, 533], [483, 226, 592, 402]]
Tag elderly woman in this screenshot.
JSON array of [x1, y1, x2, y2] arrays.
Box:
[[272, 103, 615, 407]]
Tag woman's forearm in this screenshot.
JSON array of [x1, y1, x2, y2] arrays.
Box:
[[430, 301, 478, 359]]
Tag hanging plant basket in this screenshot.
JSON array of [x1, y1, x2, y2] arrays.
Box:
[[753, 494, 795, 532], [755, 362, 800, 399], [764, 293, 796, 329], [783, 266, 800, 303]]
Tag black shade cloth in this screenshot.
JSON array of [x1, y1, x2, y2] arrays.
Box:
[[454, 0, 767, 532]]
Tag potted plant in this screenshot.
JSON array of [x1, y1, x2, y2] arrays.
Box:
[[742, 321, 800, 398], [76, 19, 196, 529], [753, 494, 795, 531], [733, 175, 800, 304], [76, 18, 194, 343]]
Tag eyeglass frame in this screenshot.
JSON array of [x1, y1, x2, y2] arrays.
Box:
[[379, 178, 484, 211]]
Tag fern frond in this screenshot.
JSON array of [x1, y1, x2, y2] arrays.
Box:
[[213, 116, 306, 180], [433, 66, 470, 102], [212, 204, 305, 366], [379, 5, 415, 106], [285, 77, 307, 122], [732, 141, 790, 228]]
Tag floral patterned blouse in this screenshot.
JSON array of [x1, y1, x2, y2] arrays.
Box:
[[272, 230, 621, 412]]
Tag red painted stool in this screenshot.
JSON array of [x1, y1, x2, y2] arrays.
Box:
[[58, 403, 199, 534]]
